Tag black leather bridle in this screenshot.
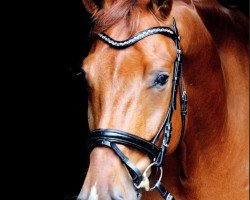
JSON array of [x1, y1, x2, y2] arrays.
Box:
[[88, 19, 187, 200]]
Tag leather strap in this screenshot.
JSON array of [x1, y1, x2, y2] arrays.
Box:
[[89, 129, 161, 159], [89, 138, 143, 185], [155, 181, 175, 200], [98, 27, 177, 49]]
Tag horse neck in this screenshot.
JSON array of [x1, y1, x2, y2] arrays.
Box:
[[172, 3, 249, 193], [193, 2, 249, 140]]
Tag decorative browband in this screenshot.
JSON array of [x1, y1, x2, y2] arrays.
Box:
[[98, 26, 177, 48]]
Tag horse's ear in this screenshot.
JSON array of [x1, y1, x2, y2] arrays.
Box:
[[82, 0, 102, 15], [150, 0, 173, 19]]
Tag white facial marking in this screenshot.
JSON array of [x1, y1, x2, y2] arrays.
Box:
[[88, 184, 98, 200]]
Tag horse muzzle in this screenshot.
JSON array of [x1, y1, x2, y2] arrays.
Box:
[[78, 147, 139, 200]]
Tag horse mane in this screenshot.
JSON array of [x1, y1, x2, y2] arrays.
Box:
[[91, 0, 137, 34], [90, 0, 248, 41], [192, 0, 249, 46], [217, 0, 249, 17], [91, 0, 170, 35]]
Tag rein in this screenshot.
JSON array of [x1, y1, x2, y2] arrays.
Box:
[[88, 19, 187, 200]]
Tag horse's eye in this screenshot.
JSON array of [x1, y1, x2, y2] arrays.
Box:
[[154, 73, 169, 87]]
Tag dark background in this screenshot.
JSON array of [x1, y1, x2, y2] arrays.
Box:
[[10, 0, 247, 199], [42, 1, 92, 199], [7, 0, 91, 199], [56, 1, 91, 199]]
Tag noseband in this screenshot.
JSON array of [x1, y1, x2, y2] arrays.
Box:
[[88, 19, 187, 200]]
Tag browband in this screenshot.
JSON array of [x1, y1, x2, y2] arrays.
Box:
[[98, 26, 177, 48]]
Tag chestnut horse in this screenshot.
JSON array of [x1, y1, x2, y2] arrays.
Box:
[[77, 0, 249, 199]]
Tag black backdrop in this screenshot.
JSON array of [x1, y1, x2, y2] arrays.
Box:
[[51, 1, 92, 199], [17, 1, 93, 199]]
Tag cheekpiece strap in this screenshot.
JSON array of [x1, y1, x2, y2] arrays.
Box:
[[155, 181, 175, 200]]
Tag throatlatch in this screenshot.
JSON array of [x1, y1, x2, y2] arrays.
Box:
[[88, 18, 187, 200]]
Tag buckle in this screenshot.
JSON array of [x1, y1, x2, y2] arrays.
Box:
[[134, 162, 163, 191], [181, 90, 188, 116]]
